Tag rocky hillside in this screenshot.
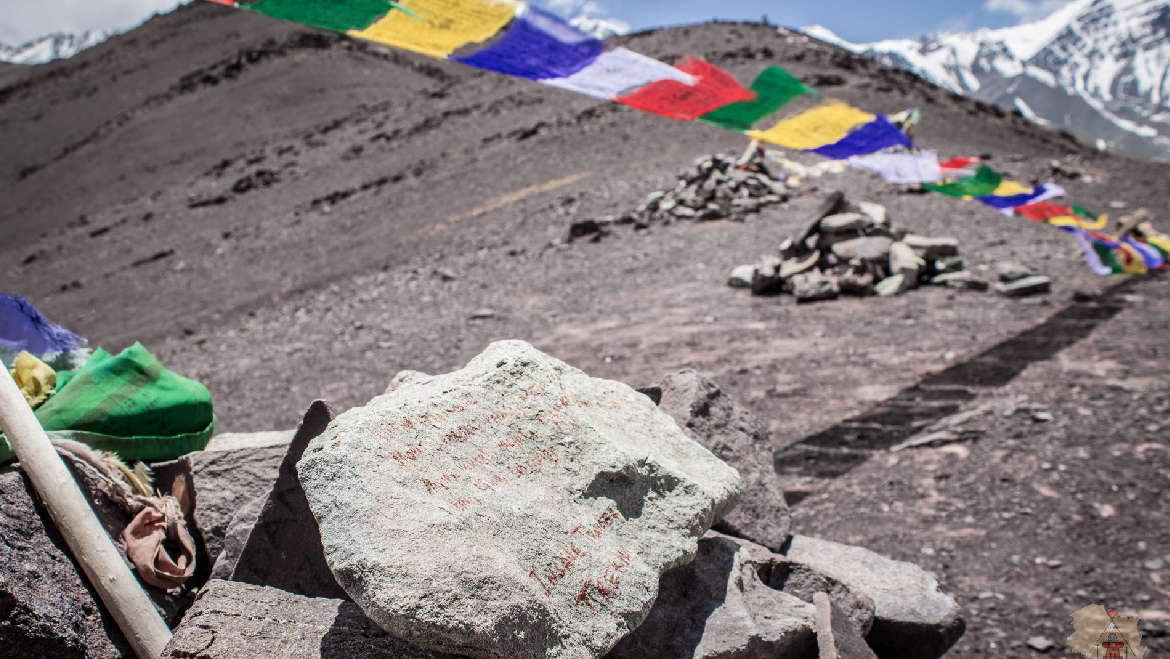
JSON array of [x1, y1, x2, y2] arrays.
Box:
[[805, 0, 1170, 161]]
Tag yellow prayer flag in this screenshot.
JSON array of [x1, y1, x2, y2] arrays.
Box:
[[747, 102, 874, 149], [990, 180, 1031, 196], [350, 0, 518, 59]]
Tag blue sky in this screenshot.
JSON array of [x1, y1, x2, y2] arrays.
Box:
[[1, 0, 1075, 47]]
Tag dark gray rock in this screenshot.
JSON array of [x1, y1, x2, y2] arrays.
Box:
[[728, 265, 756, 289], [606, 533, 816, 659], [161, 579, 463, 659], [995, 261, 1033, 282], [649, 369, 791, 549], [995, 275, 1051, 297], [931, 272, 990, 292], [567, 219, 611, 243], [815, 592, 879, 659], [751, 256, 786, 296], [839, 272, 876, 297], [902, 235, 959, 260], [791, 271, 840, 304], [209, 493, 265, 580]]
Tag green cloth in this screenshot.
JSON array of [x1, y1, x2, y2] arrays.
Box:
[[699, 66, 814, 132], [923, 165, 1003, 198], [246, 0, 393, 33], [1, 343, 214, 463]]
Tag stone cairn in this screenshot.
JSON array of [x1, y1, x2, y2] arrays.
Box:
[[730, 191, 1052, 302], [1, 342, 967, 659]]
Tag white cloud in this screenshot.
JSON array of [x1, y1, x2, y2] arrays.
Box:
[[983, 0, 1076, 22], [0, 0, 183, 45]]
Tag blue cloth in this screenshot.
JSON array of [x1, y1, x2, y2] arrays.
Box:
[[975, 183, 1064, 212], [807, 116, 914, 159], [0, 295, 86, 356], [453, 7, 603, 81]]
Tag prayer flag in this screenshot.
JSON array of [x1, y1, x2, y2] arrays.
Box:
[[1123, 237, 1166, 270], [452, 7, 601, 80], [922, 165, 1002, 198], [748, 101, 875, 149], [350, 0, 518, 59], [976, 183, 1066, 216], [0, 295, 86, 357], [247, 0, 393, 32], [807, 116, 914, 159], [541, 47, 695, 99], [847, 151, 942, 184], [698, 66, 813, 132], [1064, 228, 1117, 276], [616, 58, 755, 121]]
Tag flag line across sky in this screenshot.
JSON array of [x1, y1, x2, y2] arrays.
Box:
[[203, 0, 1168, 276]]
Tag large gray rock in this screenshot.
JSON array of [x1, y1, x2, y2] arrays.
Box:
[[162, 579, 462, 659], [815, 592, 879, 659], [153, 444, 286, 564], [209, 493, 266, 580], [606, 532, 816, 659], [644, 369, 791, 549], [0, 465, 131, 658], [783, 535, 964, 659], [299, 341, 742, 659], [224, 400, 348, 599]]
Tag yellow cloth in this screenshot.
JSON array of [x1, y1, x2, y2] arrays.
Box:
[[1048, 214, 1108, 231], [1147, 235, 1170, 254], [989, 180, 1031, 196], [10, 351, 56, 409], [350, 0, 518, 59], [747, 102, 875, 149]]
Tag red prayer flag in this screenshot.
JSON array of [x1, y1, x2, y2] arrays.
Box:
[[939, 156, 983, 171], [1017, 201, 1074, 223], [617, 58, 756, 121]]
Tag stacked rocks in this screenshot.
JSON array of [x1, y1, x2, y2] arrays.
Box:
[[729, 192, 987, 302]]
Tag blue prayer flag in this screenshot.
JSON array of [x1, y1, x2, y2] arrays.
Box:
[[807, 116, 914, 160], [453, 7, 603, 81]]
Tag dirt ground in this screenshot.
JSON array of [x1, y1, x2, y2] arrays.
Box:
[[2, 6, 1169, 657]]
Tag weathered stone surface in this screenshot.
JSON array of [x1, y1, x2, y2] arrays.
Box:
[[209, 493, 265, 580], [831, 236, 893, 262], [784, 535, 964, 659], [162, 580, 462, 659], [889, 242, 925, 284], [204, 430, 295, 452], [299, 341, 742, 659], [154, 444, 286, 564], [727, 265, 756, 289], [0, 465, 131, 659], [930, 272, 989, 292], [874, 274, 906, 297], [225, 400, 348, 600], [995, 261, 1033, 282], [606, 532, 816, 659], [995, 275, 1051, 298], [820, 213, 872, 234], [903, 235, 959, 260], [815, 592, 879, 659], [647, 369, 791, 549], [386, 370, 433, 394], [791, 271, 840, 303]]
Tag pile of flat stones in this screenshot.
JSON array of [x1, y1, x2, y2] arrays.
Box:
[[0, 341, 966, 659], [729, 191, 1052, 302], [568, 155, 795, 242]]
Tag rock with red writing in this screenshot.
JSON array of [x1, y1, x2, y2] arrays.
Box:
[[298, 340, 742, 659], [640, 369, 792, 550]]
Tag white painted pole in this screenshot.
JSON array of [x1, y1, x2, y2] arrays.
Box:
[[0, 365, 172, 659]]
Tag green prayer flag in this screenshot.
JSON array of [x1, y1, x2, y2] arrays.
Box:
[[923, 165, 1003, 198], [699, 66, 814, 132], [246, 0, 393, 33], [1, 343, 214, 463], [1091, 242, 1125, 275]]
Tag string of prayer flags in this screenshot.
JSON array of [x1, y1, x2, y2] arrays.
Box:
[[1066, 228, 1119, 276], [748, 101, 874, 149], [246, 0, 395, 32], [976, 183, 1067, 216], [350, 0, 518, 59], [452, 6, 601, 80], [541, 47, 695, 99], [616, 58, 756, 121], [922, 165, 1002, 198], [807, 115, 914, 159], [698, 66, 814, 132], [847, 151, 942, 184], [1016, 201, 1108, 231]]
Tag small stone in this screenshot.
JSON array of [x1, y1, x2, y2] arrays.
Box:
[[856, 201, 888, 226], [995, 262, 1033, 282], [930, 272, 989, 292], [672, 206, 698, 218], [1144, 558, 1165, 571], [902, 235, 959, 259], [778, 237, 800, 260], [875, 274, 907, 297], [786, 175, 804, 189], [936, 256, 965, 272], [728, 265, 756, 289], [469, 308, 497, 320], [815, 592, 879, 659], [832, 236, 894, 261], [820, 213, 873, 234], [889, 242, 925, 284], [751, 256, 787, 296], [434, 268, 458, 282], [995, 276, 1051, 298], [780, 250, 822, 279], [791, 271, 840, 304], [1026, 636, 1055, 653], [566, 219, 611, 243]]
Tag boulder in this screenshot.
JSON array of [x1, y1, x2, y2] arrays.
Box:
[[831, 237, 893, 262], [783, 535, 965, 659], [298, 341, 742, 659], [222, 400, 348, 600], [994, 276, 1051, 298], [791, 271, 840, 303], [645, 369, 791, 549], [606, 533, 816, 659], [815, 592, 879, 659], [161, 580, 462, 659], [727, 265, 756, 289]]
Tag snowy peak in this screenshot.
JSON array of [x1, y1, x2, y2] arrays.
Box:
[[804, 0, 1170, 161], [0, 31, 109, 65]]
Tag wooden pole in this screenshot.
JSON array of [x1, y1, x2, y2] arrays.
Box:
[[0, 364, 172, 659]]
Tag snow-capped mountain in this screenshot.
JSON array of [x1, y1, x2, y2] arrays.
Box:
[[804, 0, 1170, 161], [0, 31, 110, 64]]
